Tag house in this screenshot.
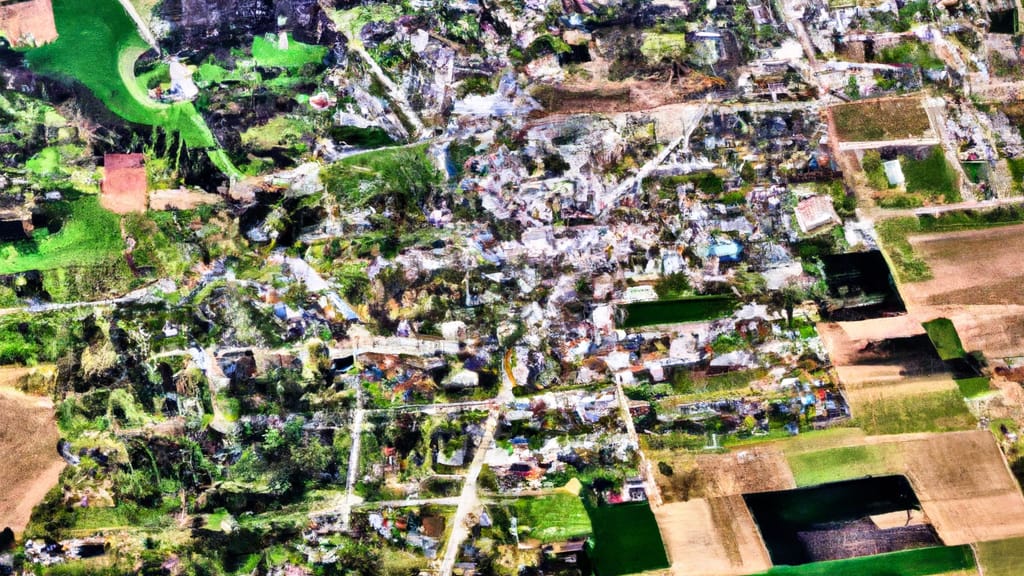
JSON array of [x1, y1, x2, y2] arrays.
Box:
[[622, 285, 658, 303], [101, 153, 148, 213], [794, 195, 840, 234], [0, 0, 57, 47]]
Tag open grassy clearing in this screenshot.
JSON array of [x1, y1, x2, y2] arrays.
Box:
[[955, 377, 992, 398], [0, 196, 123, 275], [587, 502, 669, 576], [922, 318, 967, 360], [853, 389, 975, 435], [902, 148, 960, 203], [252, 33, 327, 68], [509, 493, 592, 543], [748, 545, 975, 576], [787, 443, 902, 487], [975, 536, 1024, 576], [831, 98, 931, 141]]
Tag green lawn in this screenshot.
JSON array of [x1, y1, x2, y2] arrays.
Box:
[[24, 0, 239, 177], [750, 545, 975, 576], [975, 537, 1024, 576], [252, 33, 327, 68], [902, 148, 960, 203], [620, 295, 737, 328], [511, 493, 592, 543], [955, 377, 993, 398], [922, 318, 966, 360], [786, 445, 895, 487], [855, 390, 975, 435], [0, 196, 123, 274], [587, 502, 669, 576]]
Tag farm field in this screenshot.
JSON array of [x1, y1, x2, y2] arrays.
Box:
[[620, 295, 737, 328], [748, 545, 975, 576], [975, 537, 1024, 576], [853, 389, 975, 435], [653, 496, 772, 576], [0, 368, 64, 535], [831, 98, 931, 141], [587, 502, 669, 576]]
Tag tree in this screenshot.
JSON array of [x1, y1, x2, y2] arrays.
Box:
[[845, 75, 860, 100], [655, 272, 691, 298]]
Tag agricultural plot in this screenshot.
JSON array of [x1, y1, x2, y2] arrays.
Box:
[[853, 389, 975, 435], [748, 545, 975, 576], [975, 537, 1024, 576], [0, 370, 64, 535], [782, 431, 1024, 546], [587, 502, 669, 576], [831, 98, 931, 141], [653, 496, 772, 576], [620, 295, 737, 328], [922, 319, 967, 361]]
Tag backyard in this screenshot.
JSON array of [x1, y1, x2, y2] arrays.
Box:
[[509, 493, 592, 544], [620, 295, 737, 328]]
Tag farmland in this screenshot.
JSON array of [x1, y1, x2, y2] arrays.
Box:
[[0, 367, 64, 535], [620, 294, 737, 328], [975, 537, 1024, 576], [922, 318, 967, 360], [587, 502, 669, 576], [831, 98, 931, 141], [853, 389, 975, 435]]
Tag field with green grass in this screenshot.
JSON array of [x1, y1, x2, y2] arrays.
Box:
[[252, 33, 327, 68], [902, 148, 960, 203], [620, 295, 737, 328], [955, 377, 992, 398], [587, 502, 669, 576], [854, 389, 975, 435], [0, 196, 122, 275], [750, 545, 975, 576], [511, 493, 592, 543], [786, 444, 896, 487], [831, 99, 931, 142], [875, 217, 932, 283], [922, 318, 966, 360], [24, 0, 239, 178], [975, 537, 1024, 576]]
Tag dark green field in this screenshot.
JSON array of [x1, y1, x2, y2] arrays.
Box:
[[620, 295, 737, 328], [587, 502, 669, 576], [751, 545, 975, 576], [922, 318, 966, 360]]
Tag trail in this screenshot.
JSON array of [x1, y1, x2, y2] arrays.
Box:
[[117, 0, 160, 52]]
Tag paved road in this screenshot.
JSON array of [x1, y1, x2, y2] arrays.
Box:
[[117, 0, 160, 51]]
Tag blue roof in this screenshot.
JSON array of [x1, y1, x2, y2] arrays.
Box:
[[709, 241, 743, 260]]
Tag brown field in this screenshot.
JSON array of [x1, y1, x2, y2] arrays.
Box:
[[648, 446, 796, 502], [903, 224, 1024, 307], [149, 188, 222, 211], [0, 0, 58, 47], [654, 496, 772, 576], [0, 372, 64, 535], [831, 97, 932, 142]]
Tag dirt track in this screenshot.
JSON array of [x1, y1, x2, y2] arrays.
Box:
[[0, 379, 64, 535]]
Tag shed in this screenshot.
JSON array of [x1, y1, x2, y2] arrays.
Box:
[[883, 159, 905, 186], [794, 195, 840, 234]]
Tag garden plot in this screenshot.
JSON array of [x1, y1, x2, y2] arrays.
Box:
[[831, 98, 932, 142]]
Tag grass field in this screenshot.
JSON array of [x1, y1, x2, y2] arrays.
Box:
[[831, 99, 931, 141], [975, 537, 1024, 576], [749, 545, 975, 576], [875, 217, 932, 283], [588, 502, 669, 576], [786, 444, 897, 487], [854, 389, 975, 435], [252, 33, 327, 68], [922, 318, 966, 360], [620, 295, 737, 328], [955, 377, 992, 398], [902, 148, 960, 203], [24, 0, 239, 177], [0, 196, 123, 275], [511, 494, 592, 543]]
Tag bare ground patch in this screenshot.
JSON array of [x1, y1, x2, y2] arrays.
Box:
[[654, 496, 771, 576], [648, 446, 796, 502], [0, 385, 64, 535]]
